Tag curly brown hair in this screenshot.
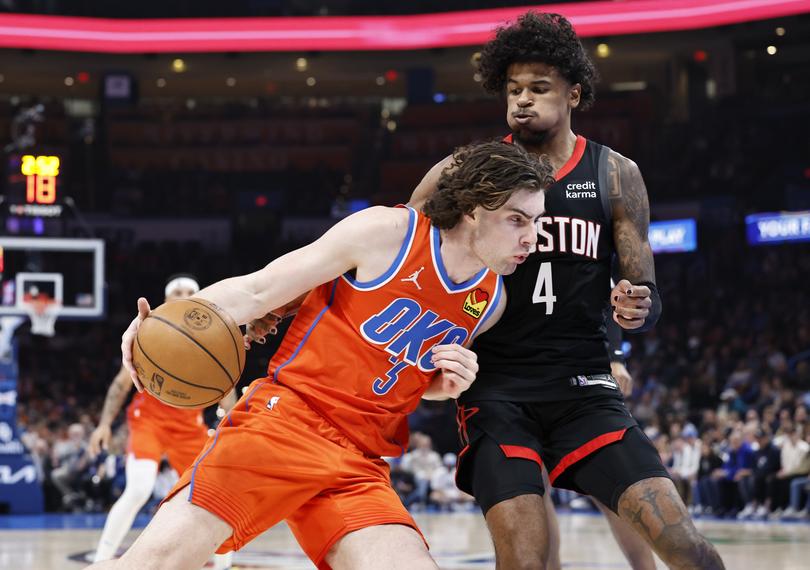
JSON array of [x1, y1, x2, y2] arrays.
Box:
[[479, 12, 598, 110], [423, 140, 555, 229]]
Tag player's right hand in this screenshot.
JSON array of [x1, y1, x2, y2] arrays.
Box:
[[430, 343, 478, 399], [244, 312, 283, 349], [121, 297, 151, 392], [88, 424, 111, 459]]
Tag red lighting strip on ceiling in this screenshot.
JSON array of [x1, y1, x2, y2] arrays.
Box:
[[0, 0, 807, 53]]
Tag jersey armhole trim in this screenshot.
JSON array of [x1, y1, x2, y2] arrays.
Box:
[[597, 144, 613, 225], [341, 206, 417, 291]]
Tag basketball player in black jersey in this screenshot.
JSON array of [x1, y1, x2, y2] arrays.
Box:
[[407, 12, 723, 570]]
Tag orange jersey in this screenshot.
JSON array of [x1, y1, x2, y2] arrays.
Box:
[[265, 207, 503, 457], [126, 391, 203, 427]]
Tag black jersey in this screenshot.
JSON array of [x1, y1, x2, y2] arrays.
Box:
[[463, 135, 615, 402]]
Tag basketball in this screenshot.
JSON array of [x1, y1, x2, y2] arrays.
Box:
[[132, 298, 245, 409]]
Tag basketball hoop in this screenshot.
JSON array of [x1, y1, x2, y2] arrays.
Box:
[[22, 295, 60, 337]]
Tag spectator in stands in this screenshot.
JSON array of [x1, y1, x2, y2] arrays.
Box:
[[400, 432, 443, 510], [712, 430, 754, 516], [430, 453, 475, 512], [695, 439, 723, 516], [771, 425, 810, 518], [738, 429, 781, 520], [50, 423, 90, 510], [780, 429, 810, 520], [670, 424, 701, 504]]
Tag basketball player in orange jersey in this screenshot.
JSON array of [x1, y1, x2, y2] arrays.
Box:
[[89, 140, 554, 570], [87, 275, 236, 569], [405, 12, 723, 570]]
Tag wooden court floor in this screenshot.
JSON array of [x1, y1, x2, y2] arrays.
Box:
[[1, 511, 809, 569]]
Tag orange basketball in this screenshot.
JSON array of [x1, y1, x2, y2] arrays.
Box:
[[132, 298, 245, 409]]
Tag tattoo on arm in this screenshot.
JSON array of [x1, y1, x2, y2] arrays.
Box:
[[608, 151, 655, 284], [606, 154, 621, 200], [98, 371, 131, 427]]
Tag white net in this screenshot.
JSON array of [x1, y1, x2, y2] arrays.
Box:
[[23, 299, 60, 337]]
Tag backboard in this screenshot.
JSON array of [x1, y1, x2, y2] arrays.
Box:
[[0, 237, 105, 319]]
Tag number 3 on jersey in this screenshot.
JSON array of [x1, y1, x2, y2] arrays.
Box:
[[532, 262, 556, 315]]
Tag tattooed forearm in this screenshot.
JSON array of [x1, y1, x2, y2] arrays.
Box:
[[98, 370, 132, 427], [608, 151, 655, 284]]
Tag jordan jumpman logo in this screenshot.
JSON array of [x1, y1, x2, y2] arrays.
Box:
[[401, 266, 424, 290]]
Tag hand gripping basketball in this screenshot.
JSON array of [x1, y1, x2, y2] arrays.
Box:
[[128, 298, 245, 408], [122, 297, 151, 392]]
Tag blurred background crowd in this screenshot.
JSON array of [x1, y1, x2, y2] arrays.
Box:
[[1, 1, 809, 525]]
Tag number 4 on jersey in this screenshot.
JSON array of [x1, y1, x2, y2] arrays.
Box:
[[532, 262, 556, 315]]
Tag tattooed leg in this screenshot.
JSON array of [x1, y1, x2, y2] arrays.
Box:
[[618, 477, 724, 569]]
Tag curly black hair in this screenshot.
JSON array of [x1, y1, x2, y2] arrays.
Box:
[[423, 139, 555, 230], [479, 12, 598, 110]]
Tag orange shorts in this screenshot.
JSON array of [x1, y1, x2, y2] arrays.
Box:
[[127, 411, 208, 475], [163, 380, 423, 569]]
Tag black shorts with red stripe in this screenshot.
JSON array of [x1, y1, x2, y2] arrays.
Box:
[[455, 389, 670, 515]]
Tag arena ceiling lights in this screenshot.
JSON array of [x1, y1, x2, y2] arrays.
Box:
[[0, 0, 808, 53]]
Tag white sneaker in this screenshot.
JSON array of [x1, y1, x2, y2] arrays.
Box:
[[737, 504, 755, 520], [768, 508, 783, 521], [755, 505, 769, 519], [781, 507, 800, 520]]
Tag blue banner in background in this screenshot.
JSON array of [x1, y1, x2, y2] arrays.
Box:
[[648, 219, 697, 253], [746, 211, 810, 245], [0, 341, 44, 514]]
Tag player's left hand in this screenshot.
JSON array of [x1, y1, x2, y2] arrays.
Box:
[[430, 343, 478, 399], [611, 279, 652, 330], [243, 312, 283, 349], [610, 361, 633, 396]]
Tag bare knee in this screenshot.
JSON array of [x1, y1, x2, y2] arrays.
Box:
[[618, 478, 724, 570], [654, 521, 723, 569], [486, 494, 549, 570], [113, 489, 232, 570], [326, 524, 436, 570]]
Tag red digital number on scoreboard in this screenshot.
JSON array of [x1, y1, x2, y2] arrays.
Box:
[[20, 154, 60, 205]]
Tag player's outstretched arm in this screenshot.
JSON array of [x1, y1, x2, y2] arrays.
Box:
[[121, 207, 410, 390], [88, 366, 132, 458], [607, 151, 660, 332]]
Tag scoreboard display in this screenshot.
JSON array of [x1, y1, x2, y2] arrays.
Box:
[[5, 153, 64, 219]]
